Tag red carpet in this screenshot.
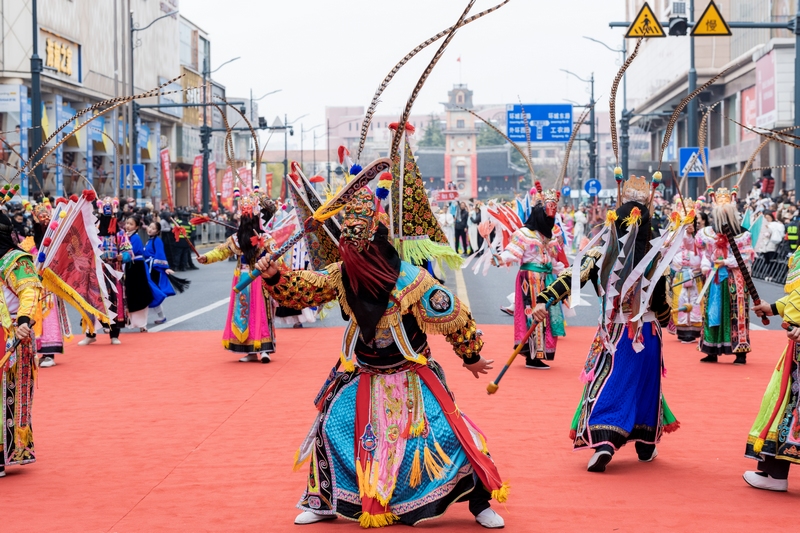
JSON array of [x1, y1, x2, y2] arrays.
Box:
[[4, 326, 795, 532]]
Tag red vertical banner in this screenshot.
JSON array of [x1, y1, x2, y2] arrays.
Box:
[[221, 166, 233, 211], [192, 155, 203, 209], [265, 172, 274, 197], [208, 161, 218, 210], [160, 148, 174, 209], [238, 167, 252, 194]]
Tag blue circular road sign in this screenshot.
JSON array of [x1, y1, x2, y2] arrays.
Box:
[[561, 186, 571, 197], [584, 179, 601, 196]]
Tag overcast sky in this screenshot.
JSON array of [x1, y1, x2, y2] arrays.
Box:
[[180, 0, 627, 150]]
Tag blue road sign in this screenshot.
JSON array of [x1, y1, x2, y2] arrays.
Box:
[[679, 147, 709, 178], [561, 186, 571, 197], [506, 104, 573, 143], [584, 179, 601, 196], [121, 164, 145, 190]]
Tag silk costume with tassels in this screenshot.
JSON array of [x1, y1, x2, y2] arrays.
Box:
[[265, 259, 507, 527], [0, 248, 42, 469], [536, 191, 683, 454], [501, 225, 567, 361], [202, 234, 275, 355], [745, 249, 800, 469], [697, 227, 754, 356], [669, 231, 704, 342]]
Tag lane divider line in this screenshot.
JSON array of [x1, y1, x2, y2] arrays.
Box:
[[148, 298, 229, 333], [454, 267, 471, 310]]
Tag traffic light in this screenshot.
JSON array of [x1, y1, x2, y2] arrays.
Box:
[[258, 117, 267, 129], [668, 16, 688, 35]]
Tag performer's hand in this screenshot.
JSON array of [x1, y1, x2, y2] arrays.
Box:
[[16, 323, 31, 339], [464, 357, 494, 379], [197, 256, 208, 264], [532, 303, 548, 322], [166, 269, 175, 276], [753, 302, 772, 317], [257, 257, 279, 278], [788, 326, 800, 342]]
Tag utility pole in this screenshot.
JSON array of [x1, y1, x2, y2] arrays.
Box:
[[113, 0, 119, 194], [589, 72, 596, 182], [30, 0, 43, 197], [326, 119, 331, 184], [128, 4, 136, 203], [686, 0, 698, 198], [620, 38, 630, 179]]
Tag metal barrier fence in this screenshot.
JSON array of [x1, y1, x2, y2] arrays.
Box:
[[752, 241, 792, 285], [196, 223, 228, 246]]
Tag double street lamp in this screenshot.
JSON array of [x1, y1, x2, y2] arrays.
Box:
[[301, 123, 324, 174]]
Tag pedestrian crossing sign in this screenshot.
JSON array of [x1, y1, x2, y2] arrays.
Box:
[[679, 147, 709, 178], [626, 2, 666, 38], [691, 0, 731, 36]]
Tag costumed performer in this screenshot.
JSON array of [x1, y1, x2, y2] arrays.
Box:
[[742, 249, 800, 491], [144, 221, 190, 325], [498, 183, 567, 368], [532, 175, 682, 473], [197, 194, 276, 363], [668, 200, 704, 343], [31, 200, 70, 367], [0, 207, 42, 478], [259, 185, 507, 529], [78, 197, 128, 346], [697, 187, 753, 365], [123, 216, 166, 332]]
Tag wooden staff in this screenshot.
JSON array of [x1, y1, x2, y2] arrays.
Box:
[[487, 299, 554, 395]]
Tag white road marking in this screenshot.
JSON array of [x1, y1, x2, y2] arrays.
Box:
[[749, 323, 767, 331], [453, 267, 471, 310], [148, 298, 229, 332]]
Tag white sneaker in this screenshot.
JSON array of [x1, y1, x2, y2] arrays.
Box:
[[743, 471, 788, 492], [294, 511, 336, 525], [260, 353, 271, 364], [587, 450, 613, 472], [0, 467, 5, 478], [475, 508, 504, 529], [77, 336, 97, 346], [111, 338, 122, 345], [638, 448, 658, 462], [39, 356, 56, 368], [238, 354, 258, 362]]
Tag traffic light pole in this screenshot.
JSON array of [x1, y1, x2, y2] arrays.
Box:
[[609, 16, 798, 194]]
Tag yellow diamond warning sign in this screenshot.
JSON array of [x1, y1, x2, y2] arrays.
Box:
[[691, 0, 732, 36], [626, 2, 666, 38]]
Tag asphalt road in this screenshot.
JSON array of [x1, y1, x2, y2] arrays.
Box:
[[68, 251, 788, 337]]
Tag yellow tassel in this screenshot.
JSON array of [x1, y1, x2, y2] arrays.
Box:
[[292, 448, 310, 473], [477, 433, 489, 454], [491, 482, 510, 503], [434, 441, 452, 465], [368, 458, 380, 498], [423, 445, 445, 481], [409, 448, 422, 488], [15, 425, 32, 447], [356, 460, 366, 498], [358, 511, 399, 528], [753, 438, 765, 454], [340, 352, 355, 373]]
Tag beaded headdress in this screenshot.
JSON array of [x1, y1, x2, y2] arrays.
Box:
[[239, 193, 261, 217], [532, 181, 560, 207], [707, 186, 737, 206]]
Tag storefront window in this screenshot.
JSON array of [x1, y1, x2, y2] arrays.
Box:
[[180, 23, 193, 68]]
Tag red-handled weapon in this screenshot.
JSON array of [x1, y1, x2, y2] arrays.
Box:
[[721, 223, 769, 326]]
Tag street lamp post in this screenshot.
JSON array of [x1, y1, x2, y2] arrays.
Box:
[[30, 0, 43, 197], [301, 123, 323, 173], [281, 114, 306, 178], [248, 88, 281, 180], [583, 36, 629, 179], [560, 69, 596, 182]]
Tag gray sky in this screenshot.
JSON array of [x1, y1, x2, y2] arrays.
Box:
[[181, 0, 627, 150]]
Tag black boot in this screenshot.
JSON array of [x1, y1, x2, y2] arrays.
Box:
[[734, 354, 747, 365], [525, 354, 550, 369], [700, 354, 718, 363], [635, 442, 658, 462]]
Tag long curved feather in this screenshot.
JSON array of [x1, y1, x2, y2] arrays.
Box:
[[456, 106, 534, 179], [390, 1, 477, 161], [659, 67, 730, 169], [609, 37, 642, 164], [215, 96, 261, 182], [520, 100, 532, 162], [697, 101, 720, 187], [355, 0, 511, 162]]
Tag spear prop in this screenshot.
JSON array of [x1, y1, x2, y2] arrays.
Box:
[[721, 223, 769, 326], [170, 219, 201, 259], [233, 216, 319, 294], [487, 298, 554, 395]]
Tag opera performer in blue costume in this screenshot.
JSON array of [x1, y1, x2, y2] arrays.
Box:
[[143, 221, 190, 325], [533, 175, 682, 473], [257, 186, 508, 529]]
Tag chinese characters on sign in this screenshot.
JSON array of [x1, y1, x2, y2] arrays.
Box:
[[506, 104, 573, 143], [41, 31, 80, 82]]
